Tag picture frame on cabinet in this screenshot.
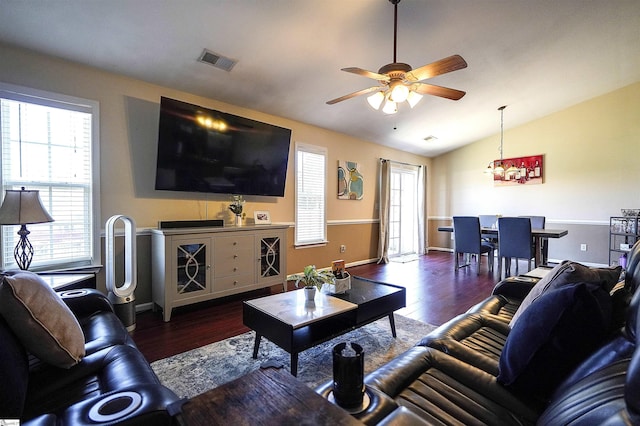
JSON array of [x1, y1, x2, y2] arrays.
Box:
[[254, 210, 271, 225]]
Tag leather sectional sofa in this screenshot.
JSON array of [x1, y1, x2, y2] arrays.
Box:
[[318, 240, 640, 425], [0, 271, 179, 425]]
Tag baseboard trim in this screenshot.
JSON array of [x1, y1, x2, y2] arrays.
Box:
[[136, 302, 154, 313]]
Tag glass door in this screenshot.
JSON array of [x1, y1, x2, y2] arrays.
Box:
[[388, 164, 419, 258]]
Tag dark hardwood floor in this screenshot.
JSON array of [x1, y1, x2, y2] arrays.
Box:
[[132, 251, 502, 362]]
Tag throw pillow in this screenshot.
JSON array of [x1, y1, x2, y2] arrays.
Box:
[[498, 283, 612, 399], [509, 261, 620, 327], [0, 315, 29, 417], [0, 271, 85, 368]]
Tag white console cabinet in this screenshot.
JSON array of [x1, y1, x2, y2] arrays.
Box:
[[151, 225, 287, 321]]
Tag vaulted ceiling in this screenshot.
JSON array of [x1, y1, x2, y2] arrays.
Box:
[[0, 1, 638, 157]]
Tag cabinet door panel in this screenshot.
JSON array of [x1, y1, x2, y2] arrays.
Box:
[[172, 239, 211, 298], [256, 232, 286, 285]]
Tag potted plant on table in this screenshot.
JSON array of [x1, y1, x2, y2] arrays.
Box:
[[229, 195, 245, 226], [288, 265, 335, 300]]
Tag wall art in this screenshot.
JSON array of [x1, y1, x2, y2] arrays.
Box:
[[337, 160, 364, 200], [493, 154, 543, 186]]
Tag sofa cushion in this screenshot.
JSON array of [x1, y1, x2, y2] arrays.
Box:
[[0, 315, 29, 417], [509, 261, 620, 327], [0, 271, 85, 368], [498, 283, 612, 399]]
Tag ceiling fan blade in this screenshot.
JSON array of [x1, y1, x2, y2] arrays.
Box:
[[326, 86, 384, 105], [341, 67, 390, 82], [413, 83, 466, 100], [406, 55, 468, 82]]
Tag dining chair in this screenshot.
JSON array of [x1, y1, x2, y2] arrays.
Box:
[[498, 217, 534, 278], [478, 214, 499, 246], [479, 215, 499, 229], [520, 215, 548, 264], [453, 216, 495, 275]]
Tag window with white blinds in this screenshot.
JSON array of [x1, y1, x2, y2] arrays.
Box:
[[0, 83, 99, 270], [295, 143, 327, 246]]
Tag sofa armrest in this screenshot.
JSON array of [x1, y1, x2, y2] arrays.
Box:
[[491, 276, 539, 300], [417, 313, 510, 376], [23, 384, 179, 426], [57, 288, 114, 319]]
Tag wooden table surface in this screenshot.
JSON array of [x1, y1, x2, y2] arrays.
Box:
[[177, 367, 363, 425]]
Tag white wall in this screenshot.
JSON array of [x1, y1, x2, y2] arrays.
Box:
[[0, 42, 430, 229], [430, 81, 640, 264]]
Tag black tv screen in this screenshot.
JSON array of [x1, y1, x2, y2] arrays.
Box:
[[155, 97, 291, 197]]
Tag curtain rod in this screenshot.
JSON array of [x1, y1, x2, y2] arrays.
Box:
[[379, 158, 423, 168]]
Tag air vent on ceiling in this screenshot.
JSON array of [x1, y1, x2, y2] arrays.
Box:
[[198, 49, 237, 72]]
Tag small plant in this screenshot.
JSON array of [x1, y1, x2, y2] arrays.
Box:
[[288, 265, 335, 291], [229, 195, 244, 216]]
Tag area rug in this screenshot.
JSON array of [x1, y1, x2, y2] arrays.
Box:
[[151, 314, 436, 399]]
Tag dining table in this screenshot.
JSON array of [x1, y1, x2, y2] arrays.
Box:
[[437, 225, 569, 267]]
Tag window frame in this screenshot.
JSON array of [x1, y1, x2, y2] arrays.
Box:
[[0, 82, 101, 271], [294, 142, 327, 247]]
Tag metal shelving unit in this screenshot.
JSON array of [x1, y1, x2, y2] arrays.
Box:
[[609, 216, 640, 266]]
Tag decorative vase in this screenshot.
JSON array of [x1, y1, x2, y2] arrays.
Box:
[[235, 215, 242, 226], [304, 286, 316, 301]]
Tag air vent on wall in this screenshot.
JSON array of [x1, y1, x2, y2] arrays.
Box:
[[198, 49, 237, 72]]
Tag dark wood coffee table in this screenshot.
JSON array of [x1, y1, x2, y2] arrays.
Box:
[[243, 276, 406, 376], [177, 367, 362, 425]]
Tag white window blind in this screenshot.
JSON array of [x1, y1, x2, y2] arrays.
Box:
[[295, 143, 327, 246], [0, 84, 98, 270]]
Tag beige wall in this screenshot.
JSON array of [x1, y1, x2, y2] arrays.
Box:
[[429, 82, 640, 265], [0, 43, 429, 300]]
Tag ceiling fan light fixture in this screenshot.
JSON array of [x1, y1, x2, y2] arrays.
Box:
[[382, 100, 397, 114], [367, 92, 385, 110], [406, 90, 423, 108], [326, 0, 467, 109], [389, 82, 409, 103]]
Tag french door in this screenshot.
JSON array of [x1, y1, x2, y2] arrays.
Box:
[[388, 164, 420, 257]]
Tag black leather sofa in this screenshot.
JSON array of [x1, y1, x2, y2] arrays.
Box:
[[0, 272, 179, 425], [318, 240, 640, 425]]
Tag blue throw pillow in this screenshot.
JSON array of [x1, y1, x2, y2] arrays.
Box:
[[0, 315, 29, 417], [498, 283, 612, 398]]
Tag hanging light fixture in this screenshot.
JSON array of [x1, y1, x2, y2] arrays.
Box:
[[326, 0, 467, 114], [486, 105, 508, 176]]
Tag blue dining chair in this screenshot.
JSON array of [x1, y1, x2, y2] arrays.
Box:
[[498, 217, 535, 278], [479, 214, 499, 246], [453, 216, 495, 275], [520, 215, 548, 264]]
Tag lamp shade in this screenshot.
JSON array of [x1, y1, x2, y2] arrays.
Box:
[[0, 188, 54, 225], [366, 92, 385, 110], [382, 100, 398, 115]]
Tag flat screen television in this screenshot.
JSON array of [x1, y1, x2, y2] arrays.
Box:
[[155, 97, 291, 197]]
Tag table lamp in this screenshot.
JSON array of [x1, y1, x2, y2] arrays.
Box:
[[0, 187, 54, 270]]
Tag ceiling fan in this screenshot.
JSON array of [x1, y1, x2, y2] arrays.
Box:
[[327, 0, 467, 114]]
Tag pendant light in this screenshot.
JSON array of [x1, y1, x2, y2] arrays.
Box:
[[486, 105, 508, 176]]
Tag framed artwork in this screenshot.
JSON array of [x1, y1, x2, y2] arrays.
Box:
[[493, 154, 543, 186], [254, 210, 271, 225], [337, 160, 364, 200]]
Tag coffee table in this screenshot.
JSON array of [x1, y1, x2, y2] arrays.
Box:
[[176, 367, 362, 425], [243, 276, 406, 376]]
